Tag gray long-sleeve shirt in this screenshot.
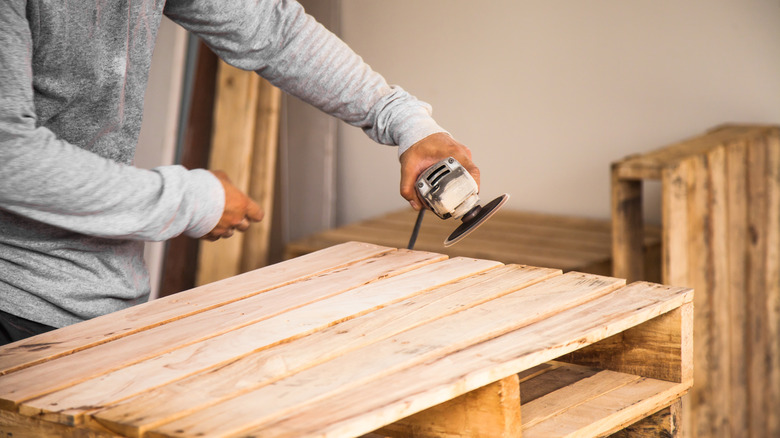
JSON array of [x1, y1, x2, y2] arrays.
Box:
[[0, 0, 445, 328]]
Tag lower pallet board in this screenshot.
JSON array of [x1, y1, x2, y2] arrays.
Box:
[[520, 362, 685, 438], [369, 362, 687, 438]]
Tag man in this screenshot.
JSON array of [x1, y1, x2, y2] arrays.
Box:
[[0, 0, 479, 345]]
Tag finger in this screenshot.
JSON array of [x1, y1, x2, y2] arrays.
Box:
[[235, 218, 251, 232], [400, 178, 421, 210], [245, 199, 264, 222]]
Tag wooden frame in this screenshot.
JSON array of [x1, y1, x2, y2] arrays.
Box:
[[611, 124, 780, 438]]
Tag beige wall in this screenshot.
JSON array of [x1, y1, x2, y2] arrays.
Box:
[[336, 0, 780, 225]]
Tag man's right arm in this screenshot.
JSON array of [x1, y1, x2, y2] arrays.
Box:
[[0, 3, 255, 241]]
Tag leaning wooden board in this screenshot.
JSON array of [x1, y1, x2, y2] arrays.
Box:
[[0, 242, 692, 437]]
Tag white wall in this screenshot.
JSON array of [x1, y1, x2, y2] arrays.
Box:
[[336, 0, 780, 226]]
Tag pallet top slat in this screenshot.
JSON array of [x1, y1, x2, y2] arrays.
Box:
[[612, 125, 778, 180], [0, 241, 394, 376], [23, 257, 507, 426], [0, 247, 444, 409]]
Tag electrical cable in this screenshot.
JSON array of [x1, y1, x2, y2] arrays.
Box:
[[407, 208, 425, 250]]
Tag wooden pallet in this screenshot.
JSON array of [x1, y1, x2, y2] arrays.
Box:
[[0, 242, 691, 437], [612, 124, 780, 438], [286, 209, 662, 282]]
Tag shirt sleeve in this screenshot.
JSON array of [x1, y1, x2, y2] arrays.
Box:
[[164, 0, 447, 156], [0, 2, 223, 241]]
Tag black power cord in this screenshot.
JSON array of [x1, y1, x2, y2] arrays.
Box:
[[407, 208, 426, 250]]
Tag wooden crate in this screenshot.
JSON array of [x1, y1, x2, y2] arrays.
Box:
[[611, 124, 780, 438], [0, 242, 691, 437], [286, 209, 662, 282]]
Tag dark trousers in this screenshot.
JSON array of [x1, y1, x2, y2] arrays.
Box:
[[0, 309, 56, 346]]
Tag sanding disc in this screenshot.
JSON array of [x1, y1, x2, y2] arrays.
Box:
[[444, 193, 509, 247]]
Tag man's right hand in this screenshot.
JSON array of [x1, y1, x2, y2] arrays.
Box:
[[202, 170, 264, 241]]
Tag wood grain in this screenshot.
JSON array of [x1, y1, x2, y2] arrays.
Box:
[[377, 374, 522, 438], [228, 282, 690, 438], [0, 248, 443, 410], [196, 61, 260, 285], [241, 78, 282, 271], [25, 258, 503, 425], [0, 241, 391, 376], [612, 125, 780, 437]]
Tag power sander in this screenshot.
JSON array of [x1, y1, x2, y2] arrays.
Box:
[[408, 157, 509, 248]]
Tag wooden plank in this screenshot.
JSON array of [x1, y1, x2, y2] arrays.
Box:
[[705, 145, 731, 437], [746, 138, 769, 438], [241, 78, 282, 271], [608, 400, 682, 438], [92, 265, 557, 437], [285, 209, 662, 277], [296, 237, 599, 273], [661, 160, 691, 287], [725, 140, 749, 438], [311, 226, 606, 269], [23, 258, 503, 424], [145, 272, 625, 438], [519, 363, 600, 405], [0, 241, 392, 376], [521, 369, 641, 430], [611, 170, 644, 282], [765, 130, 780, 438], [376, 374, 522, 438], [322, 220, 616, 254], [559, 302, 693, 384], [516, 362, 561, 384], [229, 282, 691, 438], [613, 125, 774, 180], [196, 61, 260, 285], [0, 409, 118, 438], [687, 153, 714, 438], [522, 377, 682, 438], [0, 249, 444, 410]]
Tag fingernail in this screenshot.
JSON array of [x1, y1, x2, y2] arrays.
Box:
[[410, 200, 419, 210]]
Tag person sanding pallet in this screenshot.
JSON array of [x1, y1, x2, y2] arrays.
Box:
[[0, 1, 480, 345]]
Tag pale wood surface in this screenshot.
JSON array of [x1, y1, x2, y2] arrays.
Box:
[[0, 241, 391, 376], [0, 242, 692, 438], [196, 61, 260, 286], [611, 124, 780, 438], [241, 77, 282, 272], [195, 62, 283, 285]]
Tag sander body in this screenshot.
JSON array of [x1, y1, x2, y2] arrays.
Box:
[[414, 157, 509, 247]]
